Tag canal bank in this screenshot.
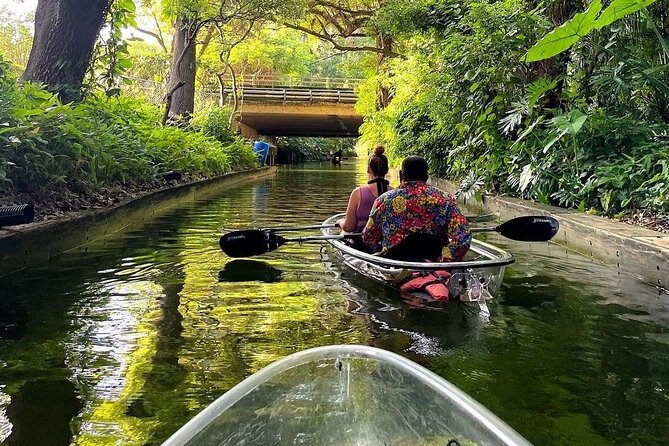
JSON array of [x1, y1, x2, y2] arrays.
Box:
[[0, 167, 277, 278], [430, 177, 669, 290]]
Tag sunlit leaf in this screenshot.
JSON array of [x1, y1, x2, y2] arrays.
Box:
[[594, 0, 658, 29], [523, 0, 602, 62], [519, 163, 534, 191]]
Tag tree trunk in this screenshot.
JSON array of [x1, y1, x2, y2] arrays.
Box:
[[376, 34, 393, 110], [22, 0, 110, 103], [166, 17, 197, 121]]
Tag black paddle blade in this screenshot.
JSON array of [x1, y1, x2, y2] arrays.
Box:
[[496, 216, 559, 242], [219, 230, 285, 257]]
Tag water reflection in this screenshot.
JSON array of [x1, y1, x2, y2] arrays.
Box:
[[0, 160, 668, 445], [218, 260, 284, 283]]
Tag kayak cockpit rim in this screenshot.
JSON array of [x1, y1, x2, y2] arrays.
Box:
[[321, 213, 515, 270], [160, 345, 532, 446]]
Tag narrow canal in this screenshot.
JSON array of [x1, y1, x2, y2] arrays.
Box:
[[1, 160, 669, 445]]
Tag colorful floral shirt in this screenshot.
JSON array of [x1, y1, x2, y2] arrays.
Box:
[[361, 181, 471, 261]]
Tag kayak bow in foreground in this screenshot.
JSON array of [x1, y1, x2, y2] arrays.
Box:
[[162, 345, 532, 446]]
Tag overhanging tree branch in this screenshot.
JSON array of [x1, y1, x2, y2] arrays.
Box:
[[282, 22, 400, 56], [135, 27, 168, 52], [312, 0, 376, 17]]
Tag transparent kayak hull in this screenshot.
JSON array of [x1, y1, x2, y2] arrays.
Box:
[[321, 214, 515, 301], [162, 345, 532, 446]]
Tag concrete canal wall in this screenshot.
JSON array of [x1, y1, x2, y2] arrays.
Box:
[[430, 178, 669, 291], [0, 167, 277, 278]]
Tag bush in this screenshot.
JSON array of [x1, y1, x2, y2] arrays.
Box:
[[0, 55, 258, 203], [191, 106, 236, 145], [191, 107, 259, 171]]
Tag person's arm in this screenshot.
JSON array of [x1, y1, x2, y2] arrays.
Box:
[[440, 197, 471, 261], [362, 198, 385, 251], [337, 188, 360, 232]]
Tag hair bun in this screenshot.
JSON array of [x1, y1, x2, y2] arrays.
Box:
[[374, 144, 385, 157]]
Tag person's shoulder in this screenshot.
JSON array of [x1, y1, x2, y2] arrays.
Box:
[[425, 185, 457, 202], [377, 188, 398, 201], [424, 184, 449, 195]]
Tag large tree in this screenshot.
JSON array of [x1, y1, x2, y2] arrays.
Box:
[[165, 16, 199, 122], [23, 0, 111, 102], [162, 0, 301, 121]]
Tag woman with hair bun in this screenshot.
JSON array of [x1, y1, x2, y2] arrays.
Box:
[[337, 144, 392, 235]]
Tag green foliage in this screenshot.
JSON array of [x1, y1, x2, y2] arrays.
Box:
[[524, 0, 602, 62], [524, 0, 660, 62], [0, 56, 257, 201], [228, 28, 315, 76], [0, 7, 32, 70], [358, 0, 669, 216], [87, 0, 138, 96], [359, 0, 546, 170], [192, 107, 259, 170], [191, 106, 235, 144]]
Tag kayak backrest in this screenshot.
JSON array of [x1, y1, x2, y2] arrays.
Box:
[[384, 233, 444, 262]]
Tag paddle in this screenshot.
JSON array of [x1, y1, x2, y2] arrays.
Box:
[[473, 215, 559, 242], [223, 213, 498, 234], [219, 215, 559, 258], [219, 230, 357, 258]]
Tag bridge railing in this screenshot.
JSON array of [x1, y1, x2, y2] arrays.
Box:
[[224, 74, 362, 90], [223, 87, 358, 103]]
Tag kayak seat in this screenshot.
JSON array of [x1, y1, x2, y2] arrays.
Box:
[[384, 233, 444, 262]]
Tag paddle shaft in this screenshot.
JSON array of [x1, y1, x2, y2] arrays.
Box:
[[289, 225, 540, 238], [287, 227, 500, 240], [471, 226, 499, 234], [261, 214, 497, 233], [283, 234, 360, 243]]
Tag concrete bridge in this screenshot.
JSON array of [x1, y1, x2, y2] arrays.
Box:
[[224, 74, 363, 138]]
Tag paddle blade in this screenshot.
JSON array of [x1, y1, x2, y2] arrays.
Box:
[[496, 216, 559, 242], [219, 230, 285, 257]]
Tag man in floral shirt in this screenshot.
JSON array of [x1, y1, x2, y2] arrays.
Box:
[[362, 156, 471, 261]]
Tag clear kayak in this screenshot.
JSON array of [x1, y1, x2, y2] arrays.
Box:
[[321, 214, 515, 302], [161, 345, 532, 446]]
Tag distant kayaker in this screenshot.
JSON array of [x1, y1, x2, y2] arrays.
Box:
[[337, 144, 392, 233], [332, 149, 343, 165], [362, 155, 471, 261]]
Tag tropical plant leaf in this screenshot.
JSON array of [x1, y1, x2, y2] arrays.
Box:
[[519, 163, 534, 191], [523, 0, 602, 62], [499, 99, 528, 135], [510, 117, 544, 149], [552, 109, 588, 135], [543, 128, 569, 153], [526, 77, 558, 110], [594, 0, 658, 29]]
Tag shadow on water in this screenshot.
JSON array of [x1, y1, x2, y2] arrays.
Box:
[[5, 379, 82, 446], [218, 260, 284, 283]]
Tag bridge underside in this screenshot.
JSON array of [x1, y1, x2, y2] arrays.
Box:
[[236, 102, 363, 138]]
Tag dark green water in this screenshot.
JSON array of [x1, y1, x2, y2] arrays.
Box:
[[1, 161, 668, 445]]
